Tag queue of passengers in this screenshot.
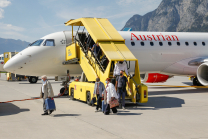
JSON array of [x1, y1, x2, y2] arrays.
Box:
[[39, 60, 130, 116], [92, 59, 131, 115]]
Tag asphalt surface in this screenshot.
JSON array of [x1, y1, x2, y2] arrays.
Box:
[[0, 74, 208, 139]]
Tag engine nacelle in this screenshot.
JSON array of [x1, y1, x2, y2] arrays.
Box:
[[197, 63, 208, 86], [141, 73, 170, 83]]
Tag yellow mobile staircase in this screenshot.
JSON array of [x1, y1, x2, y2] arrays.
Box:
[[64, 18, 148, 105]]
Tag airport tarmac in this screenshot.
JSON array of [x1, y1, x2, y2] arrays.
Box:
[[0, 75, 208, 139]]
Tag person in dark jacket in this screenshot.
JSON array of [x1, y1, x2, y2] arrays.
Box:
[[91, 43, 102, 60], [115, 70, 131, 110]]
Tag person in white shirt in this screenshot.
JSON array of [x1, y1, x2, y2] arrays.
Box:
[[102, 78, 118, 115], [112, 61, 129, 86], [113, 61, 129, 77]]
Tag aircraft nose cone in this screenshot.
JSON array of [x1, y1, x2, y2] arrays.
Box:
[[3, 59, 15, 72]]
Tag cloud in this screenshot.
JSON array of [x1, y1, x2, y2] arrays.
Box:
[[106, 11, 136, 19], [0, 0, 11, 8], [56, 7, 107, 21], [0, 22, 25, 31], [0, 31, 30, 41], [0, 8, 3, 18], [116, 0, 136, 5], [0, 0, 11, 19]]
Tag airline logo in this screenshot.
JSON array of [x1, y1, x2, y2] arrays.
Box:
[[131, 33, 179, 41], [1, 62, 3, 64]]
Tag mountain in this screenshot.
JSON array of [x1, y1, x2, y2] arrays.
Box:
[[0, 38, 30, 54], [122, 0, 208, 32]]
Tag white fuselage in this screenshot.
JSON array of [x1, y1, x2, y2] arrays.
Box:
[[3, 31, 208, 77]]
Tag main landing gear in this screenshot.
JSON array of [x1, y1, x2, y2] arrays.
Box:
[[29, 76, 38, 83]]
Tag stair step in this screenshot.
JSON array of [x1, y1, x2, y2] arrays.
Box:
[[62, 58, 79, 65]]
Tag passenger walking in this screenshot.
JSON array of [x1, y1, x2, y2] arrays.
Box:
[[91, 43, 102, 60], [103, 78, 118, 115], [112, 61, 129, 86], [84, 34, 93, 51], [115, 70, 131, 110], [113, 61, 129, 78], [40, 75, 54, 115], [93, 77, 105, 112]]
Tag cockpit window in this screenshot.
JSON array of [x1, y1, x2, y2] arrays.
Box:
[[0, 57, 1, 60], [44, 39, 55, 46], [2, 57, 3, 60], [30, 39, 44, 46]]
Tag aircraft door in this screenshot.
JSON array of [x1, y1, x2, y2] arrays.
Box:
[[63, 31, 72, 46]]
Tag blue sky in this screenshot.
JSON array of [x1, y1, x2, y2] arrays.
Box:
[[0, 0, 162, 42]]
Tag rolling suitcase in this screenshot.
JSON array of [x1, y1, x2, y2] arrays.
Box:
[[102, 100, 107, 113], [45, 98, 56, 111]]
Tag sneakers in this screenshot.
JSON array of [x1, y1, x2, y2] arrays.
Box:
[[119, 104, 122, 109], [122, 107, 125, 110], [95, 109, 98, 112], [41, 113, 48, 115], [49, 110, 54, 115]]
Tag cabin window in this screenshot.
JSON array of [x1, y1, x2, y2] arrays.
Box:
[[168, 42, 172, 46], [44, 39, 55, 46], [140, 42, 144, 46], [2, 57, 3, 60], [185, 42, 189, 46], [159, 42, 163, 46], [30, 39, 44, 46], [202, 42, 206, 46], [193, 42, 197, 46], [150, 42, 154, 46], [131, 42, 135, 46], [177, 42, 180, 46]]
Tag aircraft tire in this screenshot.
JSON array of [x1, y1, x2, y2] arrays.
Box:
[[60, 87, 69, 96], [29, 76, 38, 83], [86, 91, 91, 106], [70, 88, 75, 100]]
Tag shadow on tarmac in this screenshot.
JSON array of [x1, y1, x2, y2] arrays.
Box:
[[117, 113, 142, 116], [145, 96, 185, 109], [182, 82, 194, 86], [0, 103, 30, 116], [19, 83, 42, 84], [125, 96, 185, 110], [52, 114, 81, 117]]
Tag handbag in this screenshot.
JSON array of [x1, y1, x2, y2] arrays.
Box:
[[91, 97, 96, 104], [109, 97, 119, 108]]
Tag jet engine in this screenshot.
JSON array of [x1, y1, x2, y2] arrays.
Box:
[[141, 73, 170, 83], [197, 63, 208, 86]]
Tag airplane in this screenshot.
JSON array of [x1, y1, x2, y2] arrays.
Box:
[[3, 30, 208, 86], [0, 54, 4, 71]]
